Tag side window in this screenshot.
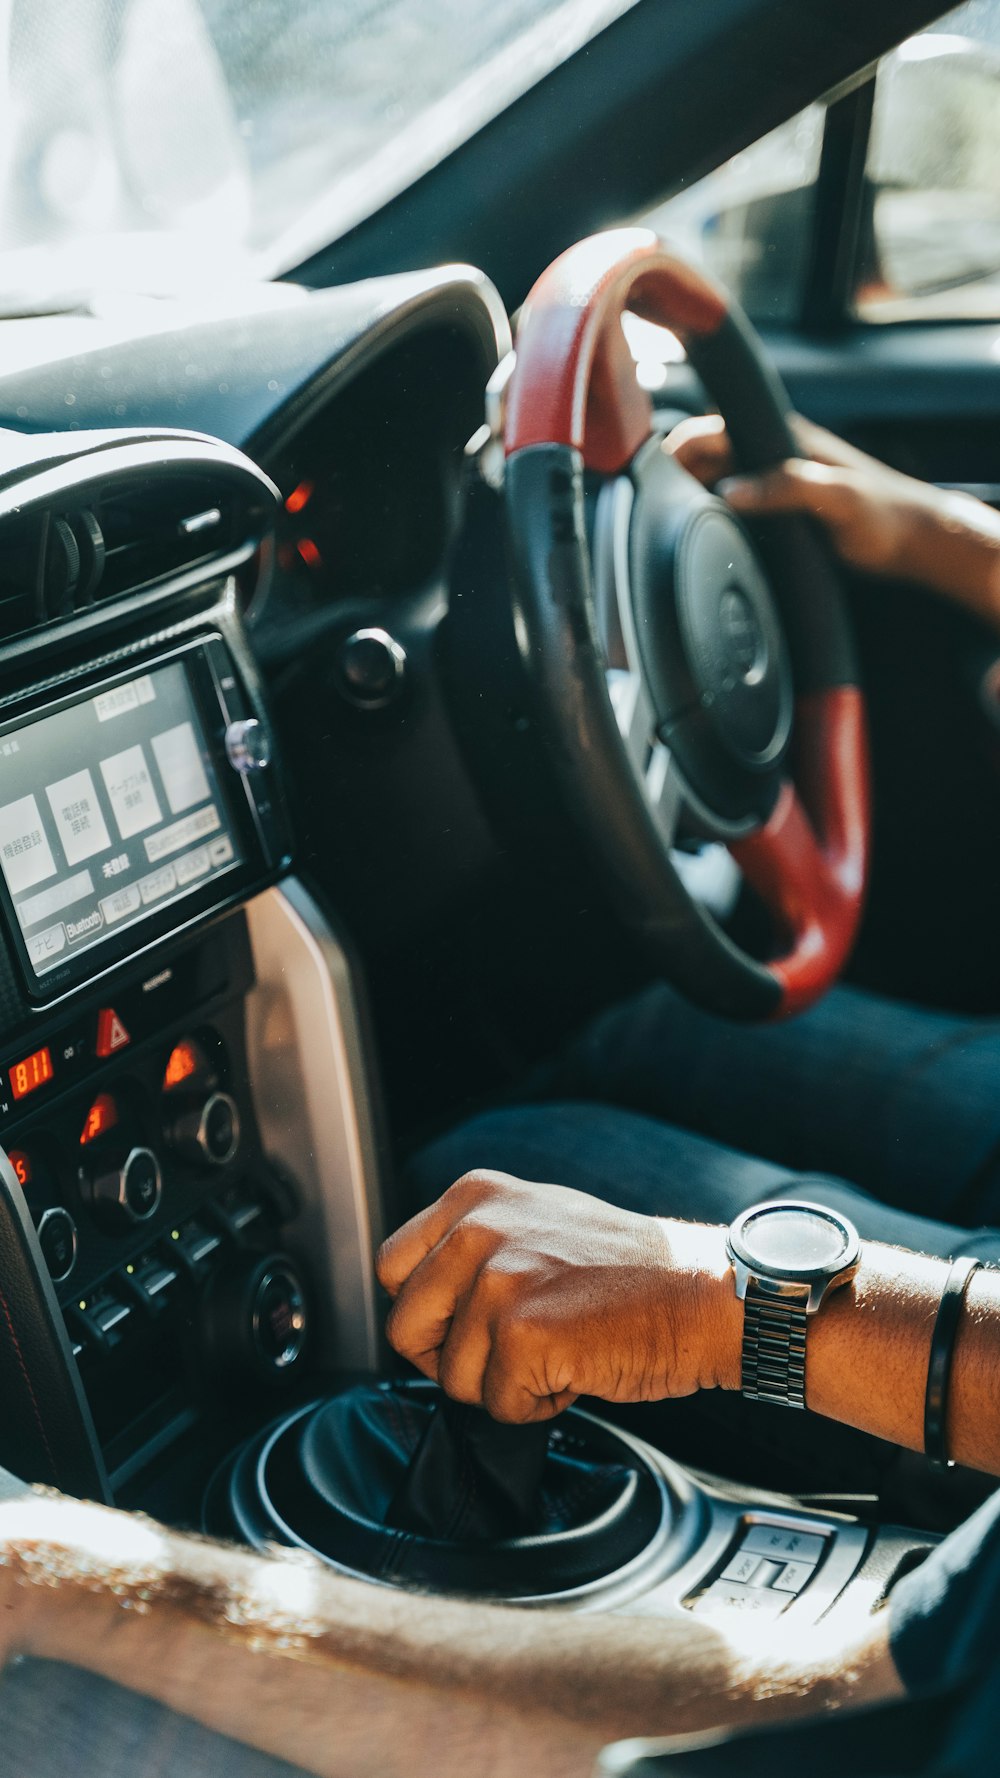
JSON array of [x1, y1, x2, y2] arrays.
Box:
[[858, 0, 1000, 321], [646, 0, 1000, 330], [644, 108, 824, 326]]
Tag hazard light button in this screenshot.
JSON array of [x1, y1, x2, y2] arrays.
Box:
[[96, 1008, 131, 1059]]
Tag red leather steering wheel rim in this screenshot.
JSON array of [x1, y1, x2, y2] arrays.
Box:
[[504, 229, 870, 1019]]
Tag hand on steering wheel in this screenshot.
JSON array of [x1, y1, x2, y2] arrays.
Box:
[[502, 228, 871, 1020], [669, 410, 928, 581]]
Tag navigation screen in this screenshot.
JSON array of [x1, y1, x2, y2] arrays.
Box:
[[0, 660, 243, 982]]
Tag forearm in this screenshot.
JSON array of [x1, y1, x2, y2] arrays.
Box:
[[700, 1230, 1000, 1474], [2, 1490, 897, 1778], [895, 485, 1000, 628]]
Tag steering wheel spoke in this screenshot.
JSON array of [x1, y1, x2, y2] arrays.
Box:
[[644, 737, 682, 846], [606, 669, 681, 846], [606, 666, 653, 774]]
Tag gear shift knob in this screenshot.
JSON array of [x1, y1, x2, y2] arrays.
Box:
[[387, 1395, 551, 1540]]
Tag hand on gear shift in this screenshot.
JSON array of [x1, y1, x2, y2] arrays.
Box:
[[376, 1171, 737, 1422]]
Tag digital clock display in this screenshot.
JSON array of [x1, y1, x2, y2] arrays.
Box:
[[9, 1046, 54, 1101]]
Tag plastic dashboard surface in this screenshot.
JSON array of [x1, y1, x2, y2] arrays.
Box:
[[0, 269, 509, 461]]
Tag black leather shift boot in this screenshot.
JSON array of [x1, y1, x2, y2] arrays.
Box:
[[387, 1394, 550, 1539], [205, 1378, 670, 1598]]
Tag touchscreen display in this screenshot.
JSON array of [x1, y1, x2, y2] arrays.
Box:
[[0, 660, 242, 981]]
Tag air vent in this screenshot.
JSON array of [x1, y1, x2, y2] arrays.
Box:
[[0, 434, 276, 648], [93, 472, 239, 602], [0, 513, 45, 643]]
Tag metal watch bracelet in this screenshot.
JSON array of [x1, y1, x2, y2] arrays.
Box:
[[740, 1282, 808, 1408]]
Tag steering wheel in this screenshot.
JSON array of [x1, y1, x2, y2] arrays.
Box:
[[502, 229, 870, 1021]]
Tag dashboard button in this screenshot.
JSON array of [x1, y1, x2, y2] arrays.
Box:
[[770, 1559, 819, 1594], [71, 1291, 132, 1353], [37, 1207, 78, 1284], [96, 1007, 131, 1058], [122, 1254, 178, 1316], [253, 1264, 308, 1372], [167, 1218, 223, 1277], [691, 1581, 787, 1619], [741, 1526, 827, 1564], [94, 1296, 132, 1338], [211, 1188, 265, 1239], [747, 1559, 785, 1589], [721, 1550, 764, 1586]]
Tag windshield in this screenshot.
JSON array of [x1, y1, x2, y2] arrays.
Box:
[[0, 0, 636, 312]]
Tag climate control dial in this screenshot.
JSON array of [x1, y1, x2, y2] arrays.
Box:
[[167, 1091, 240, 1167], [84, 1145, 163, 1231]]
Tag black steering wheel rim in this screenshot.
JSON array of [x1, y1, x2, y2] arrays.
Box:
[[502, 228, 870, 1021]]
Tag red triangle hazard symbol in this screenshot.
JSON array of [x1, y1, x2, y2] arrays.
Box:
[[96, 1008, 131, 1058]]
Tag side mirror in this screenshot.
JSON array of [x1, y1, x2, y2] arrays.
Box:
[[862, 33, 1000, 316]]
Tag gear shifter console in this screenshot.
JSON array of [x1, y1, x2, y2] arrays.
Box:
[[205, 1378, 682, 1600], [205, 1377, 884, 1617]]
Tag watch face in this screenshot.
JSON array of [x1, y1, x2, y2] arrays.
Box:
[[730, 1201, 859, 1279]]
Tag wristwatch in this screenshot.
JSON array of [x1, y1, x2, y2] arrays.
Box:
[[726, 1199, 861, 1409]]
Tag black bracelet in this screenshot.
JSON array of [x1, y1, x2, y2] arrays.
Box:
[[925, 1255, 981, 1469]]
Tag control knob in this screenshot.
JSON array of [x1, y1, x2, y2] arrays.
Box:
[[37, 1207, 78, 1284], [167, 1091, 241, 1167], [84, 1145, 162, 1231], [224, 718, 271, 774], [333, 628, 406, 709], [201, 1254, 309, 1387]]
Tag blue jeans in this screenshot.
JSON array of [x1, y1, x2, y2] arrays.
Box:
[[408, 982, 1000, 1261]]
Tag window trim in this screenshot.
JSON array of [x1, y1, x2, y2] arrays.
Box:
[[801, 77, 877, 334]]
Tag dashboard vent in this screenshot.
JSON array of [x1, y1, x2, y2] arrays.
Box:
[[0, 434, 276, 649], [93, 473, 238, 603], [0, 471, 264, 648], [0, 514, 44, 642]]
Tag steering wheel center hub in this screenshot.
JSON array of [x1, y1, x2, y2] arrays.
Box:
[[719, 584, 765, 684], [628, 447, 793, 822]]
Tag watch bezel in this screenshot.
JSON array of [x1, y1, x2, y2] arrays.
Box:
[[727, 1198, 861, 1284]]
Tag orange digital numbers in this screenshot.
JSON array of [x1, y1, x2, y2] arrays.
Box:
[[9, 1046, 54, 1101], [7, 1149, 31, 1188], [80, 1093, 119, 1147], [163, 1040, 202, 1091]]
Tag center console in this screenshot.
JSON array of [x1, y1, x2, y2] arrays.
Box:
[[0, 620, 308, 1480], [0, 424, 384, 1514]]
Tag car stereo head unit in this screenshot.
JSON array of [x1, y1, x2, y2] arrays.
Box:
[[0, 635, 287, 1002]]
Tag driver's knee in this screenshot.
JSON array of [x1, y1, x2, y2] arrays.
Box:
[[405, 1101, 806, 1222], [402, 1101, 999, 1266]]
